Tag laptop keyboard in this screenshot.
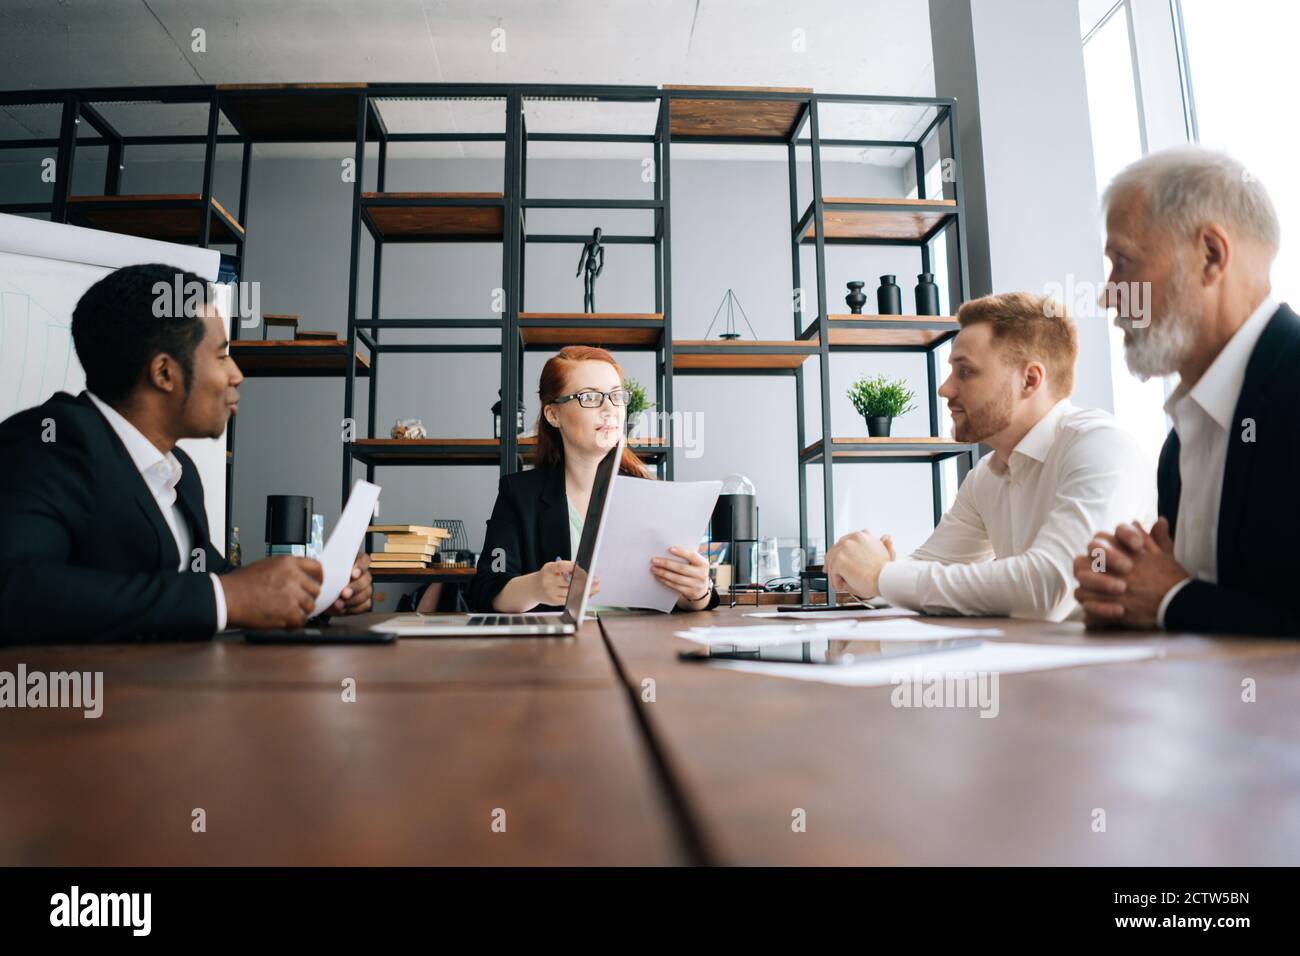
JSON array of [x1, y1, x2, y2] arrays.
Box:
[[470, 615, 560, 627]]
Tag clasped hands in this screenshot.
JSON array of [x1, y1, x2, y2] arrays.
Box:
[[1072, 517, 1189, 629]]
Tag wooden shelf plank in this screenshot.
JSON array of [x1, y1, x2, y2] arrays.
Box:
[[67, 194, 244, 244], [367, 565, 476, 583], [801, 437, 973, 464], [217, 83, 374, 141], [801, 197, 957, 242], [351, 438, 502, 465], [666, 86, 811, 140], [361, 192, 504, 241], [672, 340, 815, 371], [811, 314, 960, 348], [518, 312, 664, 347], [230, 340, 371, 378]]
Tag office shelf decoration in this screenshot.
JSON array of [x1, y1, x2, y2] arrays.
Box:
[[491, 389, 525, 440], [848, 374, 917, 438], [876, 275, 902, 315], [915, 273, 940, 315], [429, 519, 475, 567], [845, 280, 868, 314], [623, 377, 656, 437], [576, 227, 605, 313], [705, 288, 757, 341], [390, 419, 427, 440]]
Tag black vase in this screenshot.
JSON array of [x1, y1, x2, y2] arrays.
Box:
[[845, 280, 867, 315], [876, 275, 902, 315], [915, 273, 940, 315], [865, 416, 893, 437]]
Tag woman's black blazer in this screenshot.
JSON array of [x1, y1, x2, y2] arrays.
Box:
[[468, 464, 720, 613]]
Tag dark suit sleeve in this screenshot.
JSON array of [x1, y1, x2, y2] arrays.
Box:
[[1164, 579, 1300, 636], [468, 475, 526, 612], [0, 424, 218, 644]]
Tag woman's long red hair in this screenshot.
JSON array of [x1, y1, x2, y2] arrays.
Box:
[[534, 346, 650, 479]]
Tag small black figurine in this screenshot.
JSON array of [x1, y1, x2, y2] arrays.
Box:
[[576, 227, 605, 313]]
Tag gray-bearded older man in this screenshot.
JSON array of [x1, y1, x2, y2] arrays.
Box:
[[1074, 146, 1299, 635]]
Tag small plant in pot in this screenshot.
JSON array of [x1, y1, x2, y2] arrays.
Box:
[[623, 377, 656, 437], [847, 374, 916, 437]]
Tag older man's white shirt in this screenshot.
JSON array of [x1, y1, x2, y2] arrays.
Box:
[[1155, 295, 1278, 626], [877, 399, 1156, 621]]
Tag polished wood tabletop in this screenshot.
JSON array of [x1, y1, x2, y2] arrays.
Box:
[[3, 608, 1297, 865], [598, 607, 1300, 865], [0, 615, 684, 866]]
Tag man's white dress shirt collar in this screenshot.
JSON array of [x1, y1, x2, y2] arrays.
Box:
[[987, 398, 1073, 480], [1164, 295, 1278, 429]]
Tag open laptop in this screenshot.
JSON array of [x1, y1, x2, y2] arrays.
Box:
[[371, 435, 622, 637]]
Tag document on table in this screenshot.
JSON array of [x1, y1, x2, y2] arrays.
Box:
[[706, 641, 1163, 687], [675, 617, 1004, 646], [591, 476, 721, 612], [310, 479, 381, 617]]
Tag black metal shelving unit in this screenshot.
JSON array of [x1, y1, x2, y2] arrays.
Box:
[[791, 92, 977, 551], [1, 82, 977, 592], [657, 87, 977, 577]]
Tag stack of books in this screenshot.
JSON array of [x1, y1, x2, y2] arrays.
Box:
[[367, 524, 451, 569]]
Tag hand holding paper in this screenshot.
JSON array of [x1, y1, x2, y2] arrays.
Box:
[[592, 476, 721, 612], [311, 480, 382, 618]]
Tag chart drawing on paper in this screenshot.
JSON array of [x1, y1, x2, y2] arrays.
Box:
[[0, 278, 85, 422]]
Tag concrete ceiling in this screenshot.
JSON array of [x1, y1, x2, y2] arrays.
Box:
[[0, 0, 938, 164]]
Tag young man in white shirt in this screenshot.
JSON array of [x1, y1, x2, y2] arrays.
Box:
[[1074, 147, 1297, 634], [823, 292, 1156, 622]]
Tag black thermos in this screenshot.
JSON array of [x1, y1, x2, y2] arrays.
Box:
[[265, 494, 313, 554]]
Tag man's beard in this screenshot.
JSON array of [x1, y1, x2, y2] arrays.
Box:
[[1120, 263, 1200, 380], [952, 385, 1014, 444]]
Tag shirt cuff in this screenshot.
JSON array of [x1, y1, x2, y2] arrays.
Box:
[[1155, 577, 1193, 629], [877, 560, 923, 611], [209, 573, 228, 632]]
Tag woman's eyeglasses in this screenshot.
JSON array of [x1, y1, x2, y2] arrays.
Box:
[[552, 388, 631, 408]]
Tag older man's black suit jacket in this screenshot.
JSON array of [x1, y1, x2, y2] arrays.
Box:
[[1158, 303, 1300, 635]]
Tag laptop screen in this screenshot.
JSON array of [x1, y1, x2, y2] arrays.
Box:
[[564, 436, 623, 621]]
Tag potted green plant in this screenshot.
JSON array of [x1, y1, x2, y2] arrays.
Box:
[[847, 374, 916, 437], [623, 377, 656, 437]]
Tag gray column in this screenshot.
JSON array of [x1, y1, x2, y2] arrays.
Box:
[[930, 0, 1113, 412]]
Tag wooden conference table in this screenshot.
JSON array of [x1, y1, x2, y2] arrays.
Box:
[[2, 606, 1298, 865]]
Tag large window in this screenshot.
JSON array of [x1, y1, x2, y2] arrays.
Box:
[[1080, 0, 1298, 458], [1081, 1, 1170, 456], [1180, 0, 1298, 304]]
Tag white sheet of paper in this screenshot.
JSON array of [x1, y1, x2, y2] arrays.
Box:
[[311, 479, 381, 617], [706, 641, 1163, 686], [745, 607, 920, 620], [591, 476, 721, 612], [676, 617, 1003, 646]]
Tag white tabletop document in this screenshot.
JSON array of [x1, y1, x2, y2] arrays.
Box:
[[591, 476, 722, 612]]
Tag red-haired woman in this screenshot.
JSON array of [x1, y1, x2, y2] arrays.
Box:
[[468, 346, 718, 614]]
